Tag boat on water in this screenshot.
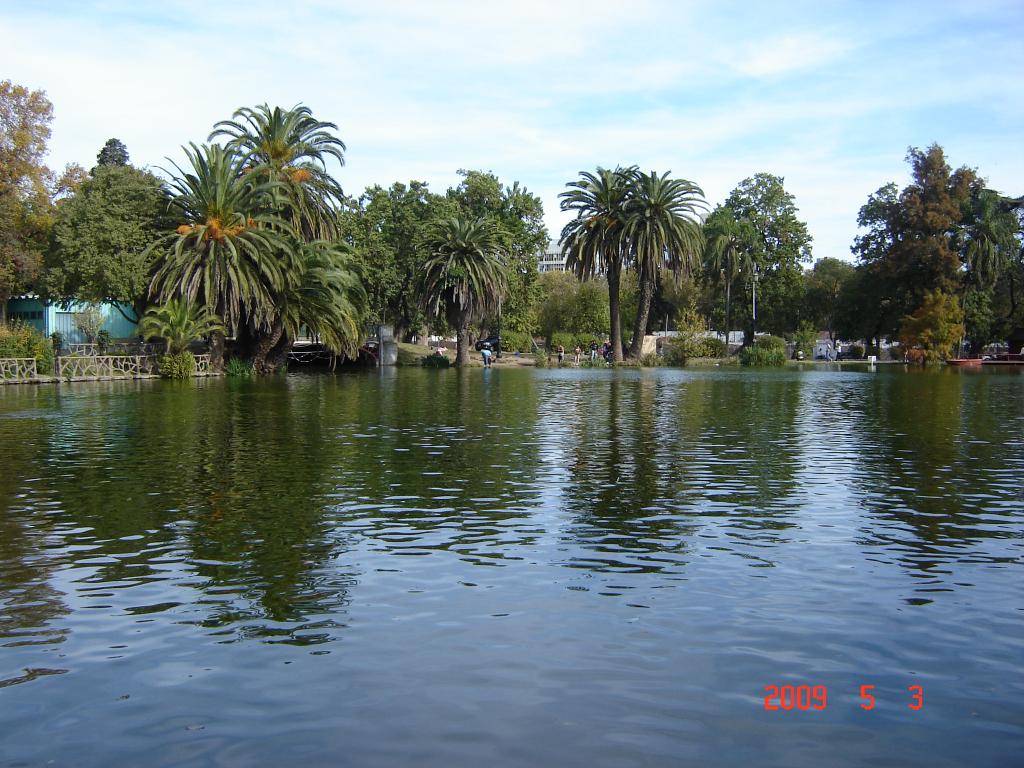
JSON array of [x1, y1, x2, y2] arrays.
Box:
[[947, 354, 1024, 366]]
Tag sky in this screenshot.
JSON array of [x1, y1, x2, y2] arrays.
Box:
[[3, 0, 1023, 261]]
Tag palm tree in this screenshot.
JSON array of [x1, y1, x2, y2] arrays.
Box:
[[621, 170, 706, 357], [703, 207, 757, 345], [962, 188, 1017, 290], [140, 298, 223, 355], [559, 167, 634, 362], [210, 104, 345, 240], [255, 240, 368, 372], [147, 143, 298, 367], [420, 216, 507, 367]]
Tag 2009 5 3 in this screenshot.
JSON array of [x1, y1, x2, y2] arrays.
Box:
[[763, 684, 923, 711]]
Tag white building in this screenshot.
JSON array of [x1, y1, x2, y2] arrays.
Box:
[[537, 242, 568, 273]]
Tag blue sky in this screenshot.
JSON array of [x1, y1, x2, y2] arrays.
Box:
[[3, 0, 1022, 261]]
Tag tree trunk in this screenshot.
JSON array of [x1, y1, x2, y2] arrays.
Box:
[[724, 278, 732, 348], [266, 330, 294, 371], [607, 262, 624, 362], [209, 331, 225, 371], [628, 268, 656, 358], [455, 317, 471, 367], [252, 318, 285, 374]]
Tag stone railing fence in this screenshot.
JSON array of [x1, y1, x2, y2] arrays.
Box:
[[56, 355, 158, 379], [194, 354, 212, 374], [0, 358, 38, 381], [66, 342, 165, 357]]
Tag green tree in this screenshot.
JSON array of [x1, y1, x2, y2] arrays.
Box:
[[341, 180, 456, 339], [702, 206, 757, 342], [140, 298, 223, 354], [559, 166, 634, 361], [804, 257, 856, 340], [898, 290, 964, 364], [621, 169, 706, 358], [420, 216, 507, 366], [43, 161, 173, 320], [723, 173, 812, 341], [853, 145, 977, 335], [95, 138, 129, 167], [448, 171, 547, 336], [0, 80, 54, 320]]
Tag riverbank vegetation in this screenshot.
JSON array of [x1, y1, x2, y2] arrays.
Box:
[[3, 78, 1022, 373]]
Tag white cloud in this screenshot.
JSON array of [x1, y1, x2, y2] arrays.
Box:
[[732, 33, 852, 78], [2, 0, 1021, 265]]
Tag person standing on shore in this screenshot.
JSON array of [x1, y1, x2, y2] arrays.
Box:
[[589, 342, 598, 363], [557, 344, 565, 365], [481, 347, 492, 367], [573, 345, 582, 365]]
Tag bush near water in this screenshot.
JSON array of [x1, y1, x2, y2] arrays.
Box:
[[741, 335, 787, 366], [0, 322, 55, 374], [159, 351, 197, 379]]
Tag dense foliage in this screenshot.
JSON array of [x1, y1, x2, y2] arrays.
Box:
[[44, 161, 173, 318], [159, 350, 197, 379], [0, 320, 54, 373], [0, 80, 54, 319]]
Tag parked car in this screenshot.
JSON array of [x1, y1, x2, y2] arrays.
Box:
[[474, 335, 502, 356]]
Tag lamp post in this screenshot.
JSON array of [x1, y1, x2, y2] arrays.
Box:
[[751, 263, 759, 339]]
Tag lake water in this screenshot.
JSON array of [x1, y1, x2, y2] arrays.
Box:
[[1, 367, 1022, 767]]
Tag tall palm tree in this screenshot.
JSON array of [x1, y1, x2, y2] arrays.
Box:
[[210, 104, 346, 240], [148, 143, 298, 366], [559, 166, 634, 362], [703, 207, 757, 345], [420, 216, 507, 367], [140, 298, 223, 355], [621, 170, 706, 357]]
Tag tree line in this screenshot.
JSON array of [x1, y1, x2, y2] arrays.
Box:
[[3, 78, 1021, 372]]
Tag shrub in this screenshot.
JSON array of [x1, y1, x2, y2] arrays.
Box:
[[225, 357, 254, 378], [501, 330, 532, 353], [72, 305, 105, 343], [549, 331, 575, 352], [898, 290, 963, 364], [421, 353, 451, 369], [849, 344, 865, 360], [639, 352, 663, 367], [0, 321, 55, 374], [159, 350, 197, 379], [663, 335, 727, 366], [741, 336, 786, 367], [533, 351, 548, 368], [96, 329, 112, 352], [702, 337, 728, 358], [756, 334, 787, 352]]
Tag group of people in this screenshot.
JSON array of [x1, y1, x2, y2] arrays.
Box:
[[550, 340, 614, 366]]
